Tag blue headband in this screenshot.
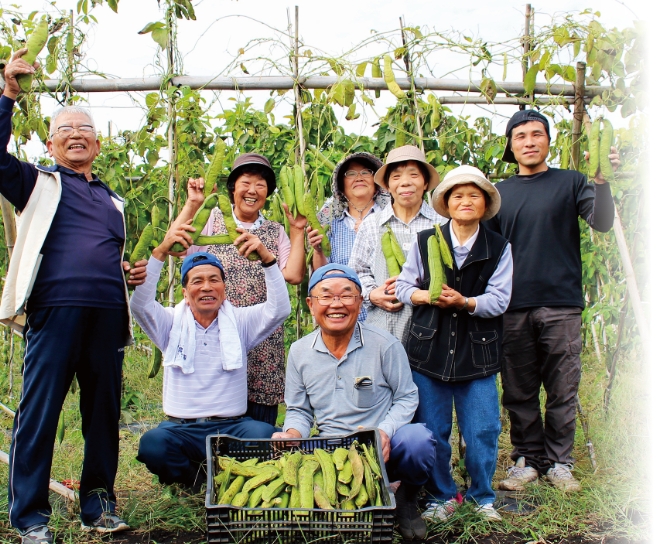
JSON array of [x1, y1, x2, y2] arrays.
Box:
[[308, 264, 362, 295]]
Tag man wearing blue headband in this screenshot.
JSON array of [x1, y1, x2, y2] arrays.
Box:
[[486, 109, 620, 492], [129, 224, 290, 491], [272, 263, 435, 540]]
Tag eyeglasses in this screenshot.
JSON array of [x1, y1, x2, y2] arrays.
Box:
[[53, 125, 95, 136], [344, 169, 373, 179], [310, 294, 361, 306]]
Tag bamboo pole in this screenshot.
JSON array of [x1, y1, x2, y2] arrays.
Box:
[[399, 16, 424, 152], [612, 207, 648, 347], [571, 62, 586, 170], [290, 6, 305, 342], [36, 76, 607, 96], [0, 450, 78, 502], [166, 2, 176, 307], [521, 4, 532, 109]]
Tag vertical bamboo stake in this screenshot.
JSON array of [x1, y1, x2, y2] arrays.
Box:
[[289, 6, 306, 341], [612, 207, 648, 347], [166, 1, 176, 306], [399, 16, 424, 152], [571, 62, 586, 170], [65, 10, 74, 105], [520, 4, 532, 109]]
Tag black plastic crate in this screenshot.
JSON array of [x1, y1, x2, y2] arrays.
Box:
[[205, 429, 396, 543]]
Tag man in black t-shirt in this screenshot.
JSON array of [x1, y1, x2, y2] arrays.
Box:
[[484, 110, 619, 492]]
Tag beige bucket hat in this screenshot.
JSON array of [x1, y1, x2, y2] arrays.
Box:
[[431, 165, 501, 220], [374, 145, 441, 192]]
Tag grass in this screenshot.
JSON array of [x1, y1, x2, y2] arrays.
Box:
[[0, 333, 649, 543]]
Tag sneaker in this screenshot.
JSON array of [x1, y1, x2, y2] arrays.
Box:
[[395, 483, 427, 540], [19, 525, 53, 544], [81, 512, 130, 533], [498, 457, 539, 491], [545, 463, 581, 492], [475, 502, 503, 521], [421, 499, 458, 522]]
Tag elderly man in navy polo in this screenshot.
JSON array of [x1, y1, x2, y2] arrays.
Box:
[[272, 264, 435, 541], [0, 50, 146, 544]]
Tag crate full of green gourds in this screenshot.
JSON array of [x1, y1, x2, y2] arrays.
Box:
[[205, 429, 395, 543]]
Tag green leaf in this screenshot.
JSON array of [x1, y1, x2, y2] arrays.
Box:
[[479, 77, 497, 103], [107, 0, 118, 13], [523, 63, 539, 95], [553, 26, 570, 46], [151, 28, 168, 50], [356, 62, 367, 78], [264, 97, 275, 114], [138, 21, 164, 35], [620, 97, 636, 118], [563, 65, 576, 82]]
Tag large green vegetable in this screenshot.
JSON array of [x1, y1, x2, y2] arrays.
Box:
[[17, 17, 49, 93]]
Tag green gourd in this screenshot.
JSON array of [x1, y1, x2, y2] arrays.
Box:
[[17, 18, 49, 93]]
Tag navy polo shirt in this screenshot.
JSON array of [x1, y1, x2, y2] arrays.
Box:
[[0, 95, 126, 310]]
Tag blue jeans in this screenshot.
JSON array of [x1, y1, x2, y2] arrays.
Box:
[[412, 371, 500, 505]]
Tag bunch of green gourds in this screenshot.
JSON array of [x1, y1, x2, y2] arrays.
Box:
[[214, 442, 385, 512], [427, 224, 454, 304], [381, 226, 406, 278], [588, 117, 615, 182]]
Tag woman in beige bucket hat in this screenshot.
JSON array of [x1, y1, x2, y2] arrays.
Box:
[[347, 145, 445, 347], [395, 164, 513, 525]]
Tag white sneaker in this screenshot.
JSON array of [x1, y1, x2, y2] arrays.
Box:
[[476, 502, 502, 521], [421, 499, 457, 522], [545, 463, 581, 492], [498, 456, 538, 491]]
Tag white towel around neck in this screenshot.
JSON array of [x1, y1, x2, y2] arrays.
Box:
[[163, 299, 242, 374]]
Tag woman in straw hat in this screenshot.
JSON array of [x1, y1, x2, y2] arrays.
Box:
[[395, 165, 513, 524], [347, 145, 446, 344], [307, 152, 390, 320]]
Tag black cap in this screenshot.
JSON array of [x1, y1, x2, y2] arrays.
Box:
[[227, 153, 277, 195], [501, 110, 551, 164]]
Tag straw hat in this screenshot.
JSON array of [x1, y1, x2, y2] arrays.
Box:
[[431, 165, 501, 220], [374, 145, 441, 192]]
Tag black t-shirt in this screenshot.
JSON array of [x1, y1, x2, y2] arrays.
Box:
[[484, 167, 614, 311]]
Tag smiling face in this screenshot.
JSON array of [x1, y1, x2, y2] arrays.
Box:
[[446, 183, 487, 226], [307, 277, 362, 338], [46, 112, 100, 174], [232, 172, 269, 222], [182, 264, 226, 324], [341, 160, 377, 202], [386, 160, 429, 210], [509, 120, 550, 173]]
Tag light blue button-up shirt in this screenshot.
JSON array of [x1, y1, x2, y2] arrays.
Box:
[[283, 322, 419, 439]]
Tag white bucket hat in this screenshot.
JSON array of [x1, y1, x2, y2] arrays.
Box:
[[374, 145, 441, 192], [431, 165, 501, 220]]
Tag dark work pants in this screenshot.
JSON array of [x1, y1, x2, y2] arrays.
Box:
[[137, 418, 277, 486], [500, 307, 582, 475], [9, 307, 126, 530], [246, 401, 279, 427]]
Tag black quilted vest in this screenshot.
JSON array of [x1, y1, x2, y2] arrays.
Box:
[[405, 222, 508, 382]]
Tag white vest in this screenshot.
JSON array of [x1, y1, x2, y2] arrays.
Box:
[[0, 168, 132, 342]]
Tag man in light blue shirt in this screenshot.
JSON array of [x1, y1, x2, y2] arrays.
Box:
[[272, 264, 435, 541]]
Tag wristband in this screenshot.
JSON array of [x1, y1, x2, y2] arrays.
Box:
[[261, 258, 278, 268], [460, 297, 469, 311]]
